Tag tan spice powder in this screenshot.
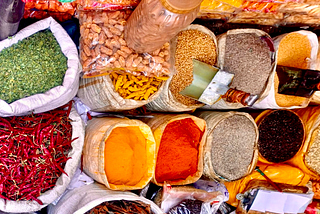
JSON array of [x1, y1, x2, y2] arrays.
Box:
[[275, 33, 312, 107], [305, 129, 320, 176], [277, 33, 312, 69], [170, 29, 217, 106]]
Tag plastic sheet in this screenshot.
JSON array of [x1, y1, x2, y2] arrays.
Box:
[[23, 0, 76, 15], [23, 9, 73, 22], [242, 1, 281, 13], [77, 0, 140, 10], [79, 10, 171, 78], [201, 0, 240, 13]]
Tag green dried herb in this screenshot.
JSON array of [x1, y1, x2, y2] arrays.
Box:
[[0, 29, 67, 103]]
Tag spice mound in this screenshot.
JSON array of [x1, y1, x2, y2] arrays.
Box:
[[258, 110, 304, 163], [210, 115, 257, 181], [170, 29, 217, 106], [0, 30, 67, 103], [85, 200, 152, 214], [277, 33, 312, 70], [305, 129, 320, 176], [109, 72, 168, 100], [104, 127, 147, 186], [223, 32, 272, 95], [155, 118, 204, 183], [0, 105, 74, 204]]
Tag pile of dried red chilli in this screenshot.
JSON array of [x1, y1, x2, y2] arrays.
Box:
[[0, 103, 76, 204]]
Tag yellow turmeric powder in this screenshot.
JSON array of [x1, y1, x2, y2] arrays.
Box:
[[104, 127, 147, 186], [275, 32, 312, 107]]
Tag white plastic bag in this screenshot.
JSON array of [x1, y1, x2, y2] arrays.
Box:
[[0, 17, 80, 117], [0, 108, 85, 213], [48, 183, 164, 214], [161, 184, 224, 214]]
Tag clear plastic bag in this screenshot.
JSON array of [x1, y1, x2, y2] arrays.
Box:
[[77, 0, 140, 10], [241, 1, 281, 13], [200, 0, 239, 13], [161, 184, 224, 214], [23, 0, 76, 15], [79, 10, 171, 78], [23, 9, 73, 22], [124, 0, 201, 53]]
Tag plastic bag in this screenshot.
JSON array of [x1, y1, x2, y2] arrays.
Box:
[[161, 184, 224, 214], [23, 0, 76, 15], [236, 181, 313, 213], [23, 9, 73, 22], [228, 12, 283, 25], [241, 1, 281, 13], [79, 10, 171, 78], [194, 180, 229, 202], [77, 0, 140, 10], [224, 163, 310, 207], [200, 0, 239, 14]]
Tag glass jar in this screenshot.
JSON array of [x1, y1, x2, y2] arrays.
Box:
[[124, 0, 203, 53]]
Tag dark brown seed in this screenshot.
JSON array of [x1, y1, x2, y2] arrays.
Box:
[[258, 110, 304, 163]]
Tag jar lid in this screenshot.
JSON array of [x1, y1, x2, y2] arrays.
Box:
[[161, 0, 203, 13]]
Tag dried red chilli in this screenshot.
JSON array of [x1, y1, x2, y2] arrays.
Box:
[[0, 103, 77, 205]]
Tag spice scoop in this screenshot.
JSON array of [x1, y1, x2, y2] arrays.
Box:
[[180, 59, 259, 106]]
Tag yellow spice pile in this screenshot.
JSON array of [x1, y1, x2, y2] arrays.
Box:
[[110, 72, 168, 100]]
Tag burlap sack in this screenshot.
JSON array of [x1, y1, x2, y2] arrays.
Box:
[[289, 106, 320, 180], [236, 180, 311, 214], [77, 75, 165, 112], [0, 108, 85, 213], [196, 111, 259, 182], [202, 28, 276, 110], [143, 114, 206, 186], [82, 117, 156, 190], [146, 24, 217, 112], [254, 109, 306, 165], [253, 30, 319, 109]]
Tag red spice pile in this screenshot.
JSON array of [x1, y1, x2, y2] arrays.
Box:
[[155, 118, 203, 183]]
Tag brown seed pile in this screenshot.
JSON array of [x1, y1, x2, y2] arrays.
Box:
[[170, 29, 217, 106], [305, 129, 320, 175], [210, 115, 257, 181], [85, 200, 152, 214], [224, 33, 272, 95]]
